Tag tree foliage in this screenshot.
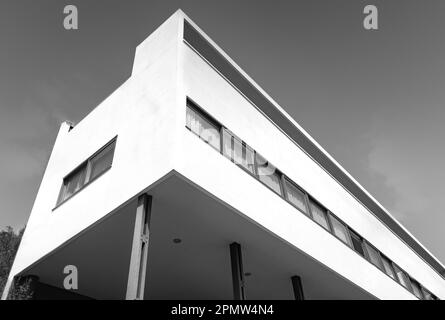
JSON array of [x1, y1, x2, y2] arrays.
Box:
[[0, 226, 31, 299]]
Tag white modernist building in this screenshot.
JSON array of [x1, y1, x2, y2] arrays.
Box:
[[3, 10, 445, 300]]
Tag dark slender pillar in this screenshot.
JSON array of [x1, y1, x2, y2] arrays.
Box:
[[230, 242, 246, 300], [291, 275, 305, 300], [126, 194, 152, 300]]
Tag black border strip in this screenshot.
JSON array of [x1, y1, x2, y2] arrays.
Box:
[[183, 20, 445, 277]]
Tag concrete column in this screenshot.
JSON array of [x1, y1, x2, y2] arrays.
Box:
[[126, 194, 152, 300], [291, 275, 305, 300], [230, 242, 246, 300]]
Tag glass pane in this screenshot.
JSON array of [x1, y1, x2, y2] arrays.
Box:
[[222, 129, 233, 159], [63, 164, 87, 200], [186, 106, 220, 151], [233, 137, 255, 174], [421, 288, 434, 300], [90, 142, 115, 180], [309, 200, 330, 231], [329, 214, 351, 246], [410, 280, 423, 299], [350, 231, 365, 257], [284, 179, 308, 215], [381, 256, 396, 280], [393, 265, 412, 291], [255, 153, 282, 195], [364, 242, 384, 270], [223, 130, 255, 174]]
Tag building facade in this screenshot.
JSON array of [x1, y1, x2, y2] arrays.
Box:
[[2, 10, 445, 300]]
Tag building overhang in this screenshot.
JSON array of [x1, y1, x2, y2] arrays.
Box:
[[17, 172, 374, 300]]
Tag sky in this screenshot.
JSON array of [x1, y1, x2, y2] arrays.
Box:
[[1, 0, 444, 264]]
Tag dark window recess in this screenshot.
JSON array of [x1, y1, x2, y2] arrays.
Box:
[[349, 230, 366, 257], [57, 139, 116, 206]]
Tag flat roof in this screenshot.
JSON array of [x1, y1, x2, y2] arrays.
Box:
[[182, 17, 445, 277]]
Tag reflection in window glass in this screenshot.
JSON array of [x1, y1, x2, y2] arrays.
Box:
[[233, 137, 255, 174], [223, 129, 255, 174], [410, 279, 423, 299], [60, 164, 87, 202], [328, 214, 351, 246], [222, 129, 232, 159], [421, 288, 434, 300], [393, 264, 412, 291], [89, 141, 115, 181], [284, 179, 308, 215], [309, 200, 331, 231], [255, 153, 282, 195], [364, 242, 384, 270], [186, 106, 221, 151], [381, 255, 396, 280]]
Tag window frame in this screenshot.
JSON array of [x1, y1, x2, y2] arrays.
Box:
[[421, 287, 436, 300], [380, 254, 397, 280], [254, 151, 284, 196], [349, 229, 366, 258], [56, 161, 88, 205], [222, 128, 256, 176], [363, 241, 385, 271], [55, 137, 117, 208], [307, 197, 332, 232], [392, 263, 414, 293], [186, 99, 222, 152], [327, 212, 352, 247], [409, 278, 424, 300], [282, 176, 310, 216]]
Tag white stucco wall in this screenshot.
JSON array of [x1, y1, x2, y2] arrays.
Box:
[[3, 10, 444, 300]]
